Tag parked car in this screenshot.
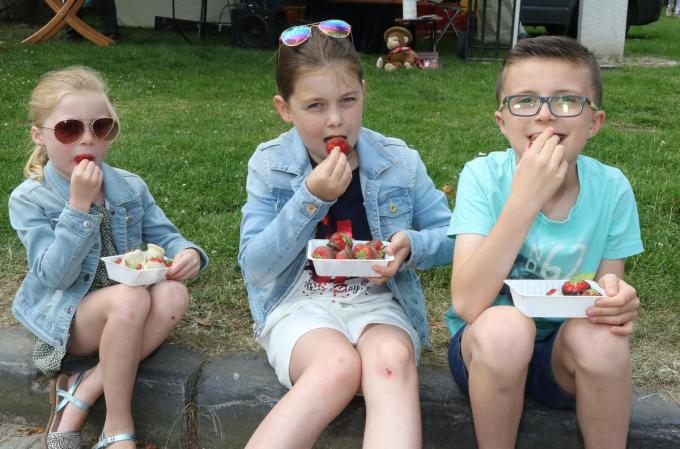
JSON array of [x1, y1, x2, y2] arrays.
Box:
[[520, 0, 663, 36]]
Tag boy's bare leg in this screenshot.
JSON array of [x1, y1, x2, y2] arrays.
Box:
[[462, 306, 536, 449], [552, 319, 631, 449], [356, 324, 421, 449], [54, 281, 189, 438], [245, 328, 361, 449]]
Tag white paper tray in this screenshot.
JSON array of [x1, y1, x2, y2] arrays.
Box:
[[307, 239, 394, 278], [504, 279, 604, 318], [101, 255, 169, 286]]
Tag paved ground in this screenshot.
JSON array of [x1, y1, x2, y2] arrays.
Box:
[[0, 422, 43, 449]]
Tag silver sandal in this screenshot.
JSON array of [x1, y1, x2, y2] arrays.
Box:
[[91, 432, 137, 448], [45, 371, 92, 449]]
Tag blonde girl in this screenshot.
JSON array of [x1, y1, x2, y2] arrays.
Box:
[[9, 66, 208, 449]]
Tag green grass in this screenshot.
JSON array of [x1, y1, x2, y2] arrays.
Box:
[[0, 16, 678, 400]]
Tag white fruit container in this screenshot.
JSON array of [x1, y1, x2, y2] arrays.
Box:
[[101, 255, 170, 287], [307, 239, 394, 278], [503, 279, 605, 318]]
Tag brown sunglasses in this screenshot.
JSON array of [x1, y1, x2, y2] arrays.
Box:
[[41, 118, 119, 144]]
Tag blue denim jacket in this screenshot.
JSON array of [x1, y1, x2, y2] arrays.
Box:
[[238, 127, 453, 347], [9, 161, 209, 349]]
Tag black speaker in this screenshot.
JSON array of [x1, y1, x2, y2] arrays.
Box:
[[231, 4, 282, 49]]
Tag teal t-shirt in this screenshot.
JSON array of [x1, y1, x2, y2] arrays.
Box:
[[446, 149, 644, 340]]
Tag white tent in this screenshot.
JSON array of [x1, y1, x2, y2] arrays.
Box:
[[116, 0, 238, 28]]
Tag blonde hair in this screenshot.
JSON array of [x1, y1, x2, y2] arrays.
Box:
[[25, 66, 119, 180]]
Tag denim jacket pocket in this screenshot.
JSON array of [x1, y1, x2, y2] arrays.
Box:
[[378, 191, 413, 236]]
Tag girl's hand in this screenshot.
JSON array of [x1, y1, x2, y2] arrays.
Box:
[[69, 160, 103, 212], [306, 148, 352, 202], [586, 274, 640, 336], [166, 248, 201, 281], [511, 128, 568, 213], [366, 231, 411, 285]]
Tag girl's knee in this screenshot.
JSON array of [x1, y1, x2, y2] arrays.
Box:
[[151, 280, 189, 317], [308, 349, 362, 395], [108, 285, 151, 324], [364, 337, 416, 379]]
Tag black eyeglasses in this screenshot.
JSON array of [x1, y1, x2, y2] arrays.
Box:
[[499, 95, 599, 117], [40, 118, 119, 144]]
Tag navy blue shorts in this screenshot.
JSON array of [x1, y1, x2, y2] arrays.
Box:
[[448, 323, 576, 410]]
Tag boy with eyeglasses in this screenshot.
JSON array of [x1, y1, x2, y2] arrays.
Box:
[[446, 36, 643, 449]]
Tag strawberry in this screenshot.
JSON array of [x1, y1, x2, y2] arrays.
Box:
[[312, 245, 337, 259], [352, 243, 379, 260], [546, 288, 557, 296], [325, 137, 351, 155], [367, 239, 383, 251], [561, 279, 590, 296], [113, 257, 122, 264], [334, 247, 354, 259], [582, 289, 601, 296], [135, 263, 143, 270], [327, 232, 352, 251], [75, 154, 94, 163], [164, 259, 173, 267]]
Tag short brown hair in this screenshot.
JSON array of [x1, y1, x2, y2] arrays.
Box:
[[496, 35, 603, 106], [276, 27, 363, 101]]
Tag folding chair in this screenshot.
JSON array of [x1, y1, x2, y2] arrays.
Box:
[[431, 1, 463, 51], [23, 0, 114, 46]]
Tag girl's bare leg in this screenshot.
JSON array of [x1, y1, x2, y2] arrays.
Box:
[[245, 328, 361, 449], [355, 324, 421, 449], [551, 319, 631, 449], [53, 281, 189, 446]]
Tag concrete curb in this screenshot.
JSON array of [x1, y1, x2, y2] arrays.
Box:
[[1, 327, 679, 448]]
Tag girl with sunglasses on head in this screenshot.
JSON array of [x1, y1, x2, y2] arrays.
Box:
[[9, 66, 208, 449], [238, 20, 453, 449]]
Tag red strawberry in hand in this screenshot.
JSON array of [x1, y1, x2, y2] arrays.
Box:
[[327, 232, 352, 251], [75, 154, 94, 163], [561, 279, 590, 296], [312, 245, 337, 259], [325, 137, 351, 155]]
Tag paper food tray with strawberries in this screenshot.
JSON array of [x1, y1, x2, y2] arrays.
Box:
[[307, 238, 394, 278], [504, 279, 605, 318], [101, 244, 173, 286]]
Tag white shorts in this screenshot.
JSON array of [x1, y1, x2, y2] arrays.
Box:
[[256, 295, 421, 389]]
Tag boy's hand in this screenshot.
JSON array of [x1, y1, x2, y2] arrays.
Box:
[[69, 160, 103, 212], [586, 274, 640, 336], [306, 148, 352, 202], [367, 231, 411, 285], [511, 128, 568, 212], [166, 248, 201, 281]]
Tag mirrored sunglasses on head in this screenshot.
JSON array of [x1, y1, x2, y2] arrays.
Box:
[[41, 118, 119, 144], [280, 19, 351, 47]]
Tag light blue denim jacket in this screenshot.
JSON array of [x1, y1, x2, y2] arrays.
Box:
[[9, 161, 209, 349], [238, 127, 453, 347]]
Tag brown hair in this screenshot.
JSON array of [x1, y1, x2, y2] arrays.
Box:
[[496, 35, 603, 106], [25, 66, 118, 180], [276, 26, 363, 101]]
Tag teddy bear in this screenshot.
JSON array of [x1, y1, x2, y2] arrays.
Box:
[[376, 26, 418, 71]]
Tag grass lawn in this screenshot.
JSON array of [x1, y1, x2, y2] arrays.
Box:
[[0, 15, 678, 402]]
